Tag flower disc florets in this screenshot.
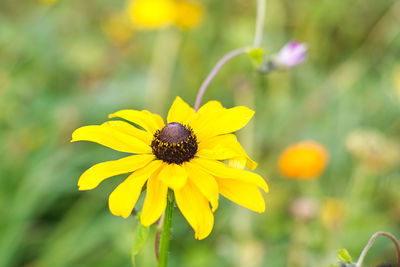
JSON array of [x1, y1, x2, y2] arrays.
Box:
[[151, 122, 198, 164]]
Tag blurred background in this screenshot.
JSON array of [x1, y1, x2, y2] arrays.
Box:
[[1, 0, 400, 266]]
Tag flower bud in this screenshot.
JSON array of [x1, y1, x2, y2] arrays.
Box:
[[276, 41, 308, 67]]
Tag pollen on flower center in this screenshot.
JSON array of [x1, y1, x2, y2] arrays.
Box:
[[151, 122, 198, 164]]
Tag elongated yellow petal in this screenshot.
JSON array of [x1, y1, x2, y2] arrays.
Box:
[[191, 101, 254, 141], [189, 101, 225, 140], [174, 181, 214, 240], [192, 158, 268, 192], [216, 178, 265, 213], [78, 154, 155, 190], [108, 160, 162, 218], [210, 106, 254, 136], [158, 163, 188, 190], [140, 169, 168, 226], [185, 162, 219, 212], [197, 134, 257, 170], [167, 96, 196, 125], [109, 109, 164, 134], [71, 123, 152, 154], [105, 120, 153, 144]]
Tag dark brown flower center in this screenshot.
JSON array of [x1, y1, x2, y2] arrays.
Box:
[[151, 122, 198, 164]]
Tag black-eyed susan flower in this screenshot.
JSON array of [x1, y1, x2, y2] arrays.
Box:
[[72, 97, 268, 239], [278, 141, 328, 179]]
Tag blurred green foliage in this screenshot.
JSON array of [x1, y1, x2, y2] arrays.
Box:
[[1, 0, 400, 266]]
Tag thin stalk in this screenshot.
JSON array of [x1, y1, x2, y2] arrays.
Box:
[[194, 0, 267, 111], [254, 0, 266, 47], [157, 190, 174, 267], [355, 231, 400, 267], [194, 47, 249, 111], [146, 29, 181, 113]]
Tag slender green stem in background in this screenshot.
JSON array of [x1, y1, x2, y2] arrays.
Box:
[[355, 231, 400, 267], [146, 30, 181, 113], [194, 0, 266, 111], [157, 190, 174, 267], [254, 0, 266, 47]]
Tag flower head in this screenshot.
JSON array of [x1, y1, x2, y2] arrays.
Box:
[[127, 0, 176, 29], [102, 14, 134, 45], [276, 41, 308, 67], [38, 0, 58, 3], [321, 198, 347, 229], [72, 97, 268, 239], [278, 141, 328, 179], [126, 0, 204, 30], [173, 1, 204, 29]]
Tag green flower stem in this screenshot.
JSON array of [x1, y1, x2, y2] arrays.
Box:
[[157, 190, 174, 267]]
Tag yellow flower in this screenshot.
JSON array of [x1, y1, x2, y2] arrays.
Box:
[[321, 198, 347, 229], [71, 97, 268, 239], [102, 14, 134, 45], [127, 0, 176, 30], [278, 141, 328, 179], [38, 0, 58, 3], [173, 1, 204, 29]]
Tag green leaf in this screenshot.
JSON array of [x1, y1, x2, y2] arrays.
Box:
[[247, 48, 265, 67], [337, 248, 352, 263], [131, 213, 150, 266]]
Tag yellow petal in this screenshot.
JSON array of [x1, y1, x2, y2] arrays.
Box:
[[109, 109, 164, 134], [189, 101, 225, 140], [140, 169, 168, 226], [108, 160, 162, 218], [185, 162, 219, 212], [228, 157, 247, 169], [197, 134, 257, 170], [105, 120, 153, 144], [174, 180, 214, 240], [192, 158, 268, 192], [210, 106, 254, 136], [71, 123, 152, 154], [191, 101, 254, 141], [216, 178, 265, 213], [167, 96, 196, 124], [228, 156, 258, 171], [78, 154, 155, 190], [158, 163, 188, 190]]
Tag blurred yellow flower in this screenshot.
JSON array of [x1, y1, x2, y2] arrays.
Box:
[[38, 0, 58, 3], [126, 0, 204, 30], [102, 14, 134, 45], [72, 97, 268, 240], [174, 1, 204, 29], [321, 198, 347, 229], [278, 141, 328, 179], [127, 0, 176, 29]]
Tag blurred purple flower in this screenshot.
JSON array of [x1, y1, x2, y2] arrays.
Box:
[[276, 41, 307, 67]]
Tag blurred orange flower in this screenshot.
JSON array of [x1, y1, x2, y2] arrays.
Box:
[[278, 141, 328, 179]]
